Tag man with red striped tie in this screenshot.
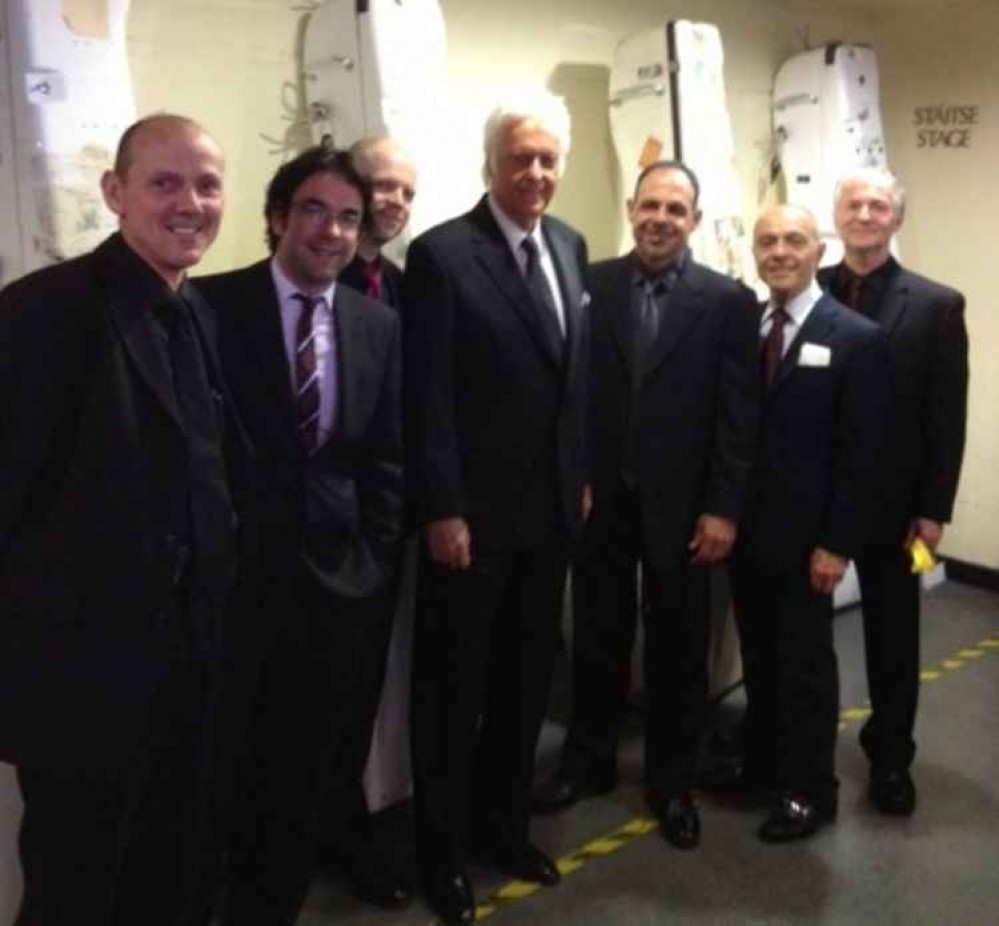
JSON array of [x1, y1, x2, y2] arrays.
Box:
[[198, 146, 403, 926]]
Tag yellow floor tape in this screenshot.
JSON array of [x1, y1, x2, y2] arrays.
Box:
[[470, 629, 999, 922]]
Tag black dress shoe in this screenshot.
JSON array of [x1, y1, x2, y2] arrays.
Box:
[[423, 869, 475, 925], [654, 791, 701, 850], [870, 768, 916, 816], [342, 850, 413, 910], [758, 792, 834, 843], [474, 840, 561, 886], [531, 767, 616, 814]]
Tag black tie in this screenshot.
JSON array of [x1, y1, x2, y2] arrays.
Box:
[[633, 279, 665, 385], [761, 305, 789, 387], [521, 237, 564, 355]]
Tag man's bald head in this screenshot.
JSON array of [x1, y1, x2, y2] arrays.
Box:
[[752, 204, 825, 302], [112, 114, 217, 179], [349, 136, 417, 251]]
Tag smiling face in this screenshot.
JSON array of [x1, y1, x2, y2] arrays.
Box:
[[364, 144, 417, 246], [628, 167, 702, 274], [269, 171, 363, 294], [101, 120, 224, 289], [833, 178, 902, 261], [488, 117, 560, 231], [753, 205, 825, 302]]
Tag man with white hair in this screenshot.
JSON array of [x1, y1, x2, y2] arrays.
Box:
[[819, 168, 968, 816], [404, 90, 590, 924]]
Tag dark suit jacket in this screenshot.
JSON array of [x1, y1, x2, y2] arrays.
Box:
[[340, 253, 405, 312], [0, 234, 250, 771], [199, 260, 402, 600], [738, 293, 891, 570], [818, 261, 968, 541], [587, 253, 760, 571], [402, 196, 589, 549]]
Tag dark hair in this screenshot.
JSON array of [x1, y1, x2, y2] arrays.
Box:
[[264, 146, 371, 253], [633, 159, 701, 207], [113, 113, 205, 177]]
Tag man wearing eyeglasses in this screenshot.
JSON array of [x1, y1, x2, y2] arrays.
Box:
[[198, 146, 403, 925]]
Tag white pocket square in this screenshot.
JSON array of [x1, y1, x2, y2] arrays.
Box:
[[798, 343, 831, 367]]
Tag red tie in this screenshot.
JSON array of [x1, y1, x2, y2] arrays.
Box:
[[293, 293, 321, 452], [361, 259, 383, 302], [761, 306, 789, 387]]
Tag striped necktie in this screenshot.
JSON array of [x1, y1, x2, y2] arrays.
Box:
[[293, 293, 322, 452]]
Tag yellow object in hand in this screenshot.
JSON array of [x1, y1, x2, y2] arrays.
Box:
[[909, 537, 936, 575]]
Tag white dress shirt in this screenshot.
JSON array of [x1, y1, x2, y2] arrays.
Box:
[[487, 193, 566, 334], [270, 258, 338, 446], [760, 279, 823, 358]]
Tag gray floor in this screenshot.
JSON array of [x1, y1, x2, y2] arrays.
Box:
[[299, 580, 999, 925]]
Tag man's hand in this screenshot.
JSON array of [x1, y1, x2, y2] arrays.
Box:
[[426, 517, 471, 570], [810, 547, 847, 595], [582, 484, 593, 522], [688, 515, 736, 565], [905, 517, 944, 552]]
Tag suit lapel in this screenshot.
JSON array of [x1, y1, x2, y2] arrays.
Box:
[[870, 270, 909, 337], [643, 262, 706, 382], [544, 217, 585, 376], [330, 285, 371, 441], [469, 201, 563, 370], [238, 263, 301, 452], [108, 294, 184, 429], [771, 295, 837, 393], [603, 257, 635, 375]]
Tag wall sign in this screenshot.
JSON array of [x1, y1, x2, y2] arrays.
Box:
[[913, 104, 978, 149]]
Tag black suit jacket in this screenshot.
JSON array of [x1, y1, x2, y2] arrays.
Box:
[[587, 253, 760, 570], [340, 253, 405, 313], [738, 293, 891, 569], [0, 234, 250, 771], [403, 196, 589, 549], [818, 261, 968, 541], [199, 260, 402, 600]]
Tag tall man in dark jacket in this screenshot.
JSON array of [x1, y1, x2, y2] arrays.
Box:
[[0, 114, 246, 925], [533, 161, 760, 850], [733, 204, 890, 843], [404, 92, 589, 925], [819, 168, 968, 816], [199, 147, 402, 926]]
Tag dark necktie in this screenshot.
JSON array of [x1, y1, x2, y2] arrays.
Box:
[[360, 258, 383, 302], [521, 237, 564, 353], [293, 293, 322, 453], [761, 305, 789, 387], [845, 273, 864, 311], [633, 278, 665, 384]]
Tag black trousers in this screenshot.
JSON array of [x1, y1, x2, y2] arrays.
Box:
[[16, 600, 214, 926], [221, 565, 371, 926], [730, 553, 840, 812], [563, 483, 710, 799], [316, 576, 398, 859], [855, 542, 921, 771], [411, 534, 570, 876]]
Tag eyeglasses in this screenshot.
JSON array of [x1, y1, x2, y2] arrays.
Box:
[[293, 198, 363, 232]]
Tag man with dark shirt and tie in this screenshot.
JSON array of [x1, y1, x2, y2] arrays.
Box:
[[0, 114, 246, 925], [819, 168, 969, 816], [199, 147, 402, 926], [532, 161, 760, 850], [315, 135, 417, 910], [339, 136, 416, 310]]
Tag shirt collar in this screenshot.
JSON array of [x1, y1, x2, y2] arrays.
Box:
[[488, 192, 546, 259], [764, 279, 823, 327], [269, 256, 336, 310], [836, 253, 899, 296], [631, 249, 687, 292]]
